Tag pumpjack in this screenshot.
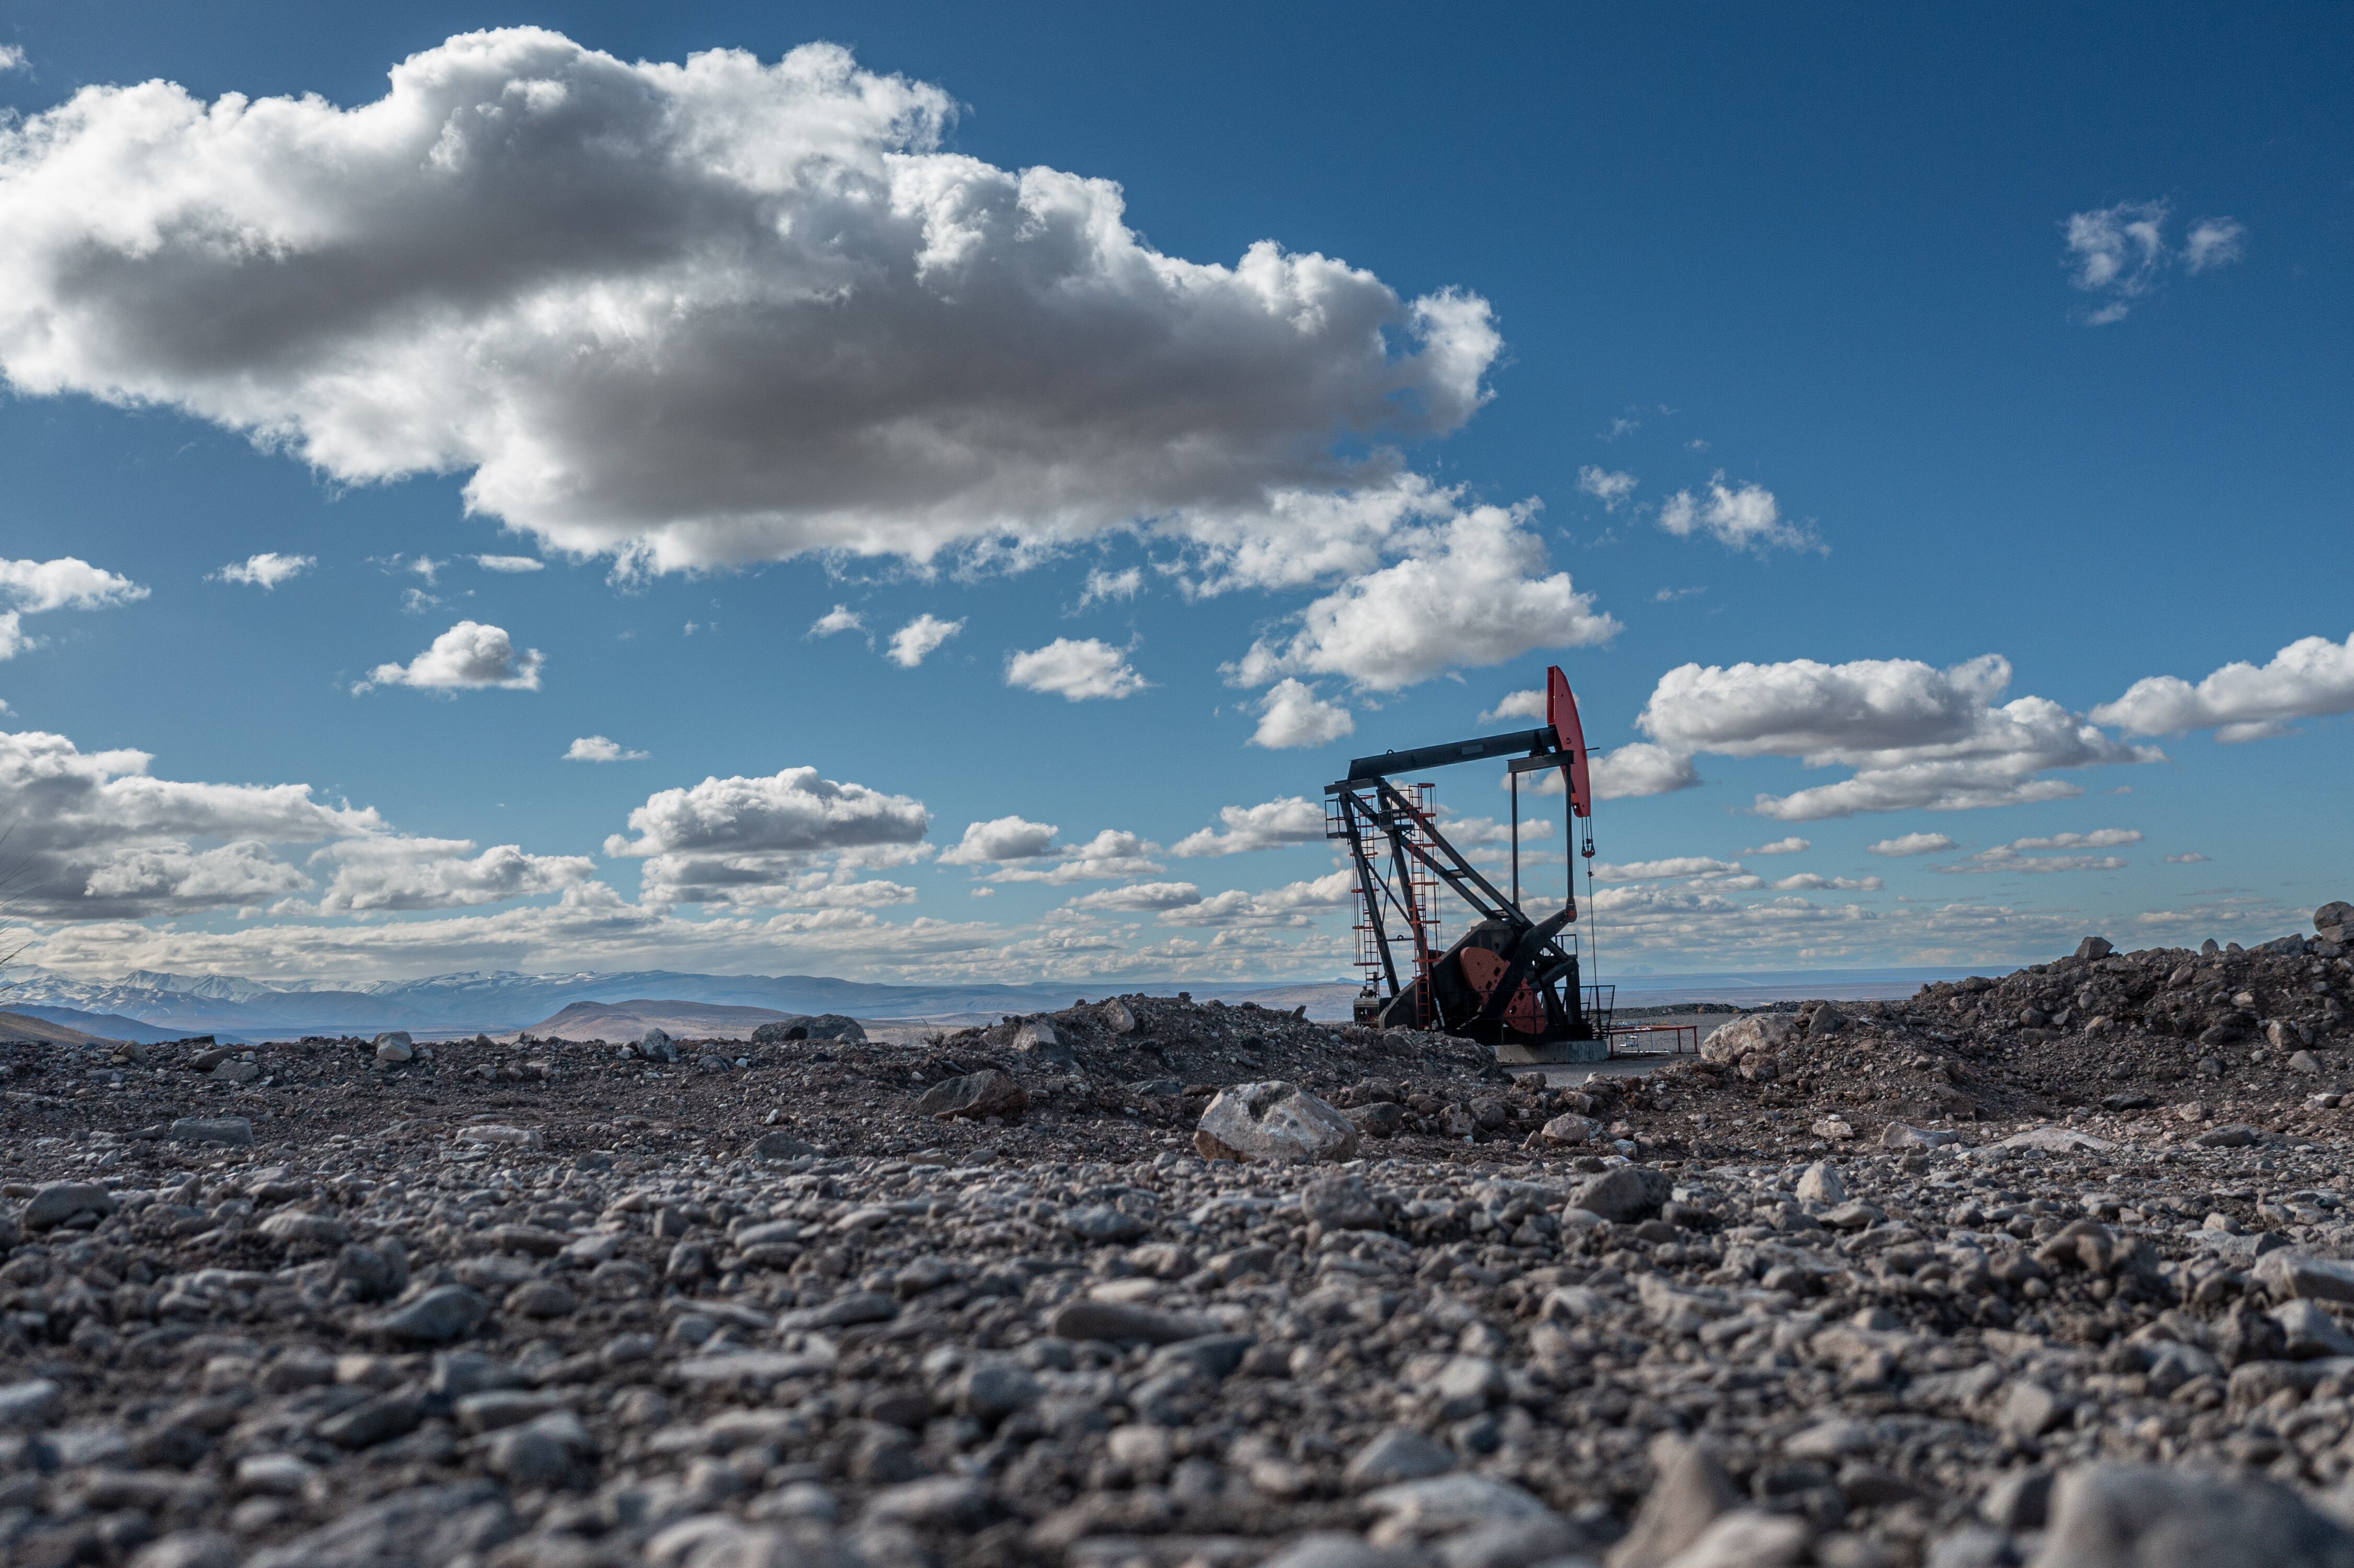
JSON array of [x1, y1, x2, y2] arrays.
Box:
[[1324, 665, 1611, 1064]]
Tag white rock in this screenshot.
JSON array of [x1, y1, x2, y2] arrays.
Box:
[[1194, 1081, 1360, 1163], [1701, 1014, 1799, 1064]]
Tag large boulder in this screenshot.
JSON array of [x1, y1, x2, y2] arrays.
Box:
[[750, 1020, 809, 1044], [1700, 1013, 1799, 1064], [801, 1014, 865, 1042], [2318, 901, 2353, 943], [1194, 1081, 1359, 1163], [2029, 1461, 2354, 1566], [915, 1070, 1028, 1121]]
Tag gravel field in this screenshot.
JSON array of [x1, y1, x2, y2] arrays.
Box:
[[4, 903, 2354, 1568]]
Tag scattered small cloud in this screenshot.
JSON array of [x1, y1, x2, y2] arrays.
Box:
[[808, 604, 865, 640], [1067, 881, 1202, 913], [408, 555, 445, 585], [1576, 466, 1637, 511], [2164, 852, 2210, 864], [0, 46, 25, 74], [2063, 199, 2246, 323], [1867, 832, 1957, 858], [359, 620, 544, 692], [1769, 873, 1882, 892], [1653, 586, 1706, 603], [475, 554, 544, 573], [564, 735, 647, 762], [1657, 475, 1819, 553], [1742, 837, 1810, 856], [1079, 566, 1142, 607], [2183, 218, 2246, 274], [1602, 416, 1639, 440], [1250, 678, 1353, 748], [0, 555, 149, 659], [401, 587, 440, 615], [1479, 688, 1546, 724], [1006, 637, 1147, 700], [887, 612, 964, 668], [211, 552, 315, 590], [1929, 831, 2140, 874]]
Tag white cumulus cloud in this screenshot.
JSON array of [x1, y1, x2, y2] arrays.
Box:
[[1769, 873, 1882, 892], [0, 556, 148, 659], [1006, 638, 1147, 700], [360, 620, 544, 691], [1078, 567, 1142, 607], [564, 735, 647, 762], [311, 836, 595, 913], [211, 552, 315, 589], [1250, 679, 1353, 748], [604, 765, 930, 908], [1636, 653, 2156, 820], [2091, 631, 2354, 743], [1866, 832, 1956, 857], [887, 612, 964, 668], [988, 828, 1162, 885], [1742, 837, 1810, 856], [1067, 881, 1202, 913], [474, 554, 544, 572], [1656, 475, 1817, 553], [808, 605, 866, 639], [938, 815, 1059, 866], [0, 30, 1498, 574], [1231, 503, 1617, 690], [1478, 688, 1547, 724], [1576, 466, 1636, 510], [1590, 743, 1700, 801], [1173, 796, 1326, 857]]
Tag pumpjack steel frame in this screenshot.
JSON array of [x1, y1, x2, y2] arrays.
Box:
[[1325, 666, 1612, 1060]]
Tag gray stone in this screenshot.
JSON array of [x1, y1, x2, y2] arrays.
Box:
[[1364, 1473, 1551, 1543], [1049, 1299, 1219, 1345], [1794, 1162, 1847, 1205], [1063, 1204, 1146, 1243], [373, 1032, 415, 1063], [2029, 1462, 2354, 1567], [1345, 1427, 1457, 1490], [1609, 1436, 1741, 1568], [0, 1379, 60, 1427], [2274, 1300, 2354, 1359], [377, 1284, 490, 1343], [1257, 1537, 1424, 1568], [315, 1392, 425, 1449], [486, 1414, 592, 1490], [1573, 1164, 1673, 1223], [1194, 1080, 1359, 1163], [1997, 1381, 2066, 1440], [2257, 1252, 2354, 1305], [955, 1359, 1041, 1422], [1656, 1512, 1811, 1568], [1701, 1014, 1799, 1063], [168, 1116, 253, 1146], [246, 1480, 514, 1568], [1303, 1173, 1384, 1230], [2193, 1123, 2262, 1148], [863, 1475, 986, 1528], [128, 1534, 237, 1568], [1435, 1515, 1586, 1568], [638, 1028, 676, 1062], [916, 1069, 1028, 1121], [748, 1130, 820, 1160], [1541, 1113, 1601, 1145], [2075, 937, 2114, 961], [750, 1019, 809, 1044], [24, 1180, 116, 1230], [1881, 1123, 1961, 1150], [258, 1209, 350, 1248], [1980, 1468, 2054, 1530]]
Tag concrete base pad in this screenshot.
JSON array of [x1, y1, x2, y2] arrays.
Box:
[[1494, 1038, 1609, 1065]]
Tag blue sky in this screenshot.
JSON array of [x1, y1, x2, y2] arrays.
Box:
[[1, 1, 2348, 986]]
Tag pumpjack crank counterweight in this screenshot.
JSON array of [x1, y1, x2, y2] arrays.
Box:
[[1324, 666, 1613, 1063]]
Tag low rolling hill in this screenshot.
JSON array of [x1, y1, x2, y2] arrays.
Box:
[[523, 999, 802, 1042]]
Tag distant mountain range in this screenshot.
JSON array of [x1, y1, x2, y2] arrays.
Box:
[[0, 961, 1985, 1044], [0, 964, 1352, 1040]]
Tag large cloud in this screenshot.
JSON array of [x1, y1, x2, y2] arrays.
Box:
[[603, 766, 931, 907], [0, 728, 379, 918], [2091, 631, 2354, 743], [937, 815, 1059, 866], [0, 30, 1497, 573], [310, 836, 595, 913], [1633, 654, 2158, 820]]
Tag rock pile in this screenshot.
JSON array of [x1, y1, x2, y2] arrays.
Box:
[[0, 904, 2348, 1566]]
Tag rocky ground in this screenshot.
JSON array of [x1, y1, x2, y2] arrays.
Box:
[[3, 902, 2353, 1568]]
